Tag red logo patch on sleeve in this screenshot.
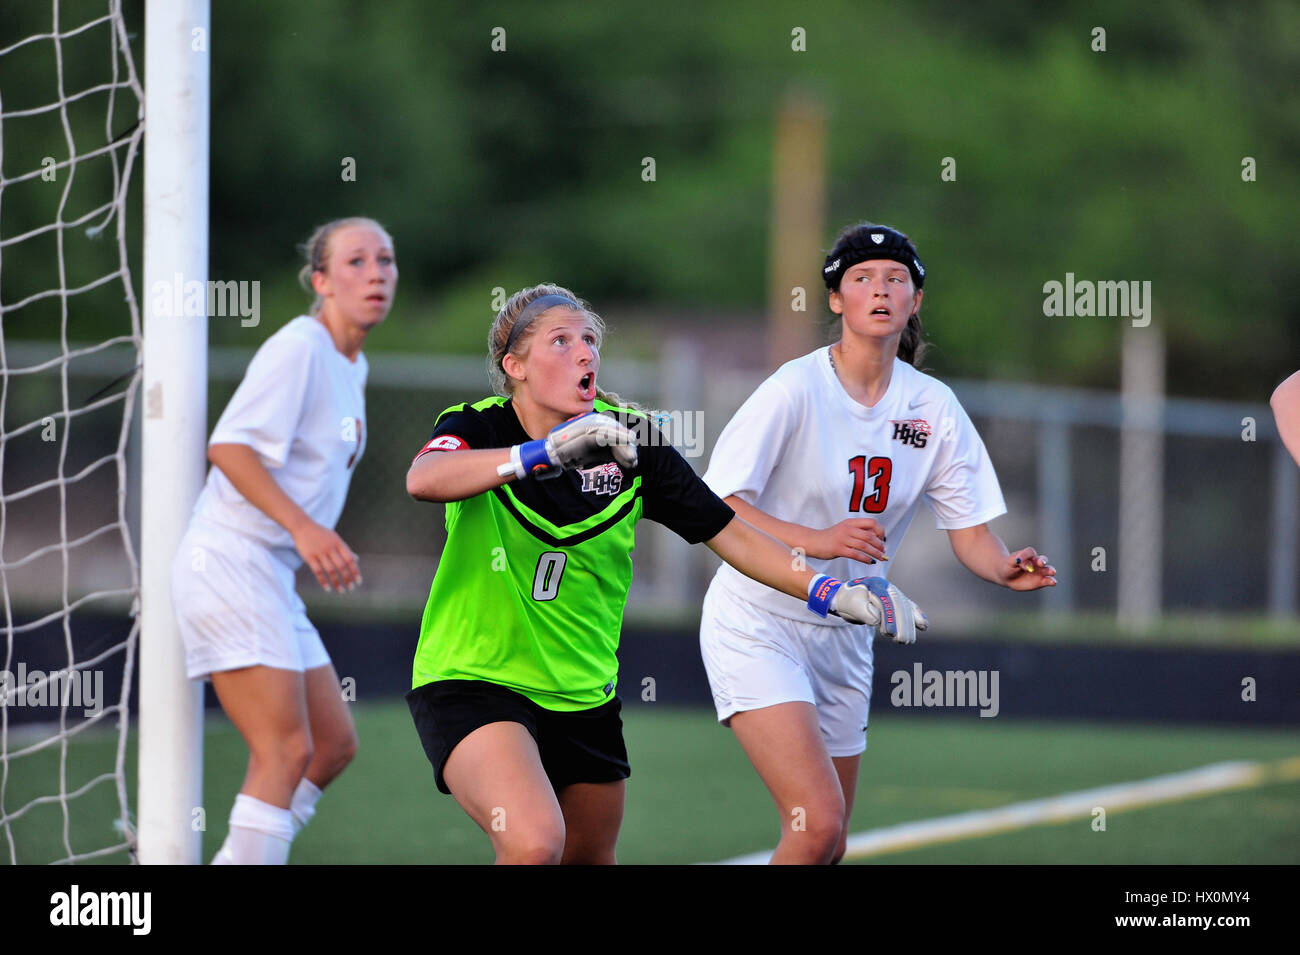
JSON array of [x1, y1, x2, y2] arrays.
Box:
[[412, 434, 468, 462]]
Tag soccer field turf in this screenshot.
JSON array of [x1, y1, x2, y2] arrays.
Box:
[[5, 702, 1298, 864]]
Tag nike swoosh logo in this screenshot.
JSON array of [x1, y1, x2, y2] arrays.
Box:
[[907, 398, 926, 409]]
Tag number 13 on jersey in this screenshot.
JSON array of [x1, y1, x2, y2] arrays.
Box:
[[848, 455, 892, 514]]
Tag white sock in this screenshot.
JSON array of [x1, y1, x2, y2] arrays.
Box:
[[211, 794, 295, 865], [290, 778, 323, 837]]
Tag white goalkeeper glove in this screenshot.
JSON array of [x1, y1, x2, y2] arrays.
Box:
[[501, 411, 639, 480], [806, 574, 929, 644]]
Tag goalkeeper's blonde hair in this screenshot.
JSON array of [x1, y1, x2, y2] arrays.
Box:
[[488, 283, 640, 411]]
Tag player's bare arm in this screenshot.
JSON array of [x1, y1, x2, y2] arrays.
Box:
[[723, 494, 887, 563], [208, 442, 360, 592], [947, 523, 1056, 591], [708, 515, 926, 639], [406, 448, 514, 503], [705, 514, 818, 601], [407, 411, 638, 503], [1270, 371, 1300, 468]]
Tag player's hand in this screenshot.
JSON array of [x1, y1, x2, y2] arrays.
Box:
[[807, 574, 927, 643], [547, 411, 639, 471], [832, 577, 928, 643], [808, 518, 887, 563], [512, 412, 639, 479], [1004, 547, 1057, 592], [291, 521, 362, 593]]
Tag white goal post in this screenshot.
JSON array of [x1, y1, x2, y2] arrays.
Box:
[[137, 0, 209, 865], [0, 0, 207, 865]]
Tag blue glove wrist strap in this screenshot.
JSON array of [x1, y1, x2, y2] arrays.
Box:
[[807, 574, 843, 618], [517, 438, 554, 478]]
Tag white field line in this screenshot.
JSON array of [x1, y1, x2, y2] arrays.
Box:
[[714, 758, 1300, 865]]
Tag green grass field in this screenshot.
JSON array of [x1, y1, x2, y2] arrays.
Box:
[[4, 703, 1298, 864]]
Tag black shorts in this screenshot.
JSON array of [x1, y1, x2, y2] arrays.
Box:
[[406, 679, 630, 795]]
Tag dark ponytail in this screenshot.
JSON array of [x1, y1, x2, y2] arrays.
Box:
[[898, 312, 927, 368]]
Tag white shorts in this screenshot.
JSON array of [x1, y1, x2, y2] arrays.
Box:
[[699, 578, 874, 757], [170, 518, 330, 680]]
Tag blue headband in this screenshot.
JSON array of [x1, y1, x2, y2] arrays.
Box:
[[504, 294, 583, 356]]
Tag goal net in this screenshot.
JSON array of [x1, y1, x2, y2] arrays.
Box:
[[0, 0, 144, 864]]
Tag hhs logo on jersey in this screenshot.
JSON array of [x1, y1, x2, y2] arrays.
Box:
[[580, 463, 623, 496], [890, 418, 930, 449]]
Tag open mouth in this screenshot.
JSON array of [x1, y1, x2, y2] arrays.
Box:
[[871, 307, 891, 316], [578, 372, 596, 399]]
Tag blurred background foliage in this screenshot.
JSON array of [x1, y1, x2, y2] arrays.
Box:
[[2, 0, 1296, 398]]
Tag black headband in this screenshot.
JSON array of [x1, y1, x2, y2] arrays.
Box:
[[503, 294, 583, 356], [822, 226, 925, 290]]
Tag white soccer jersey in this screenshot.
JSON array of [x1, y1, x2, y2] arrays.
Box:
[[191, 315, 368, 555], [704, 347, 1005, 623]]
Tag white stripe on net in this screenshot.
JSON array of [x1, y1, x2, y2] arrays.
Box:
[[0, 271, 131, 315], [2, 337, 138, 376], [3, 721, 120, 761], [0, 138, 139, 190], [0, 709, 126, 759], [0, 14, 117, 57], [3, 769, 132, 865], [0, 201, 130, 250], [4, 386, 132, 442], [0, 0, 144, 866], [2, 524, 124, 573], [5, 772, 124, 821], [4, 591, 138, 637], [0, 81, 140, 121], [4, 449, 126, 504]]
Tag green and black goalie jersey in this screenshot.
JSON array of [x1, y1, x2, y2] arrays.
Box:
[[411, 397, 735, 710]]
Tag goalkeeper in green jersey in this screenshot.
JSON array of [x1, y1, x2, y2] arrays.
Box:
[[404, 283, 927, 864]]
